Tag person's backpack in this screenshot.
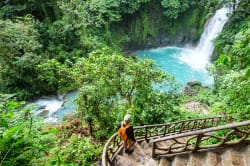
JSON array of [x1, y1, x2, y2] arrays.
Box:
[[118, 122, 131, 141]]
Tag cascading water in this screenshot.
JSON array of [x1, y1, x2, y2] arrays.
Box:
[[29, 91, 77, 123], [33, 97, 63, 123], [179, 7, 231, 69]]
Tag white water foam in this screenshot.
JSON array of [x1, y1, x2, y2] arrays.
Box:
[[178, 7, 231, 70], [33, 97, 63, 123]]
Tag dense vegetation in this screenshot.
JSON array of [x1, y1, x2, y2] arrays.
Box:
[[195, 0, 250, 121], [0, 0, 249, 165]]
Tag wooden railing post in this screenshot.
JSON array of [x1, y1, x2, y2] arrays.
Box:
[[145, 127, 148, 142], [217, 117, 221, 125], [106, 152, 112, 166], [193, 120, 197, 129], [168, 125, 171, 134], [152, 142, 156, 159], [193, 134, 203, 151], [211, 118, 214, 127], [179, 122, 184, 133], [163, 125, 167, 136], [202, 119, 206, 129]]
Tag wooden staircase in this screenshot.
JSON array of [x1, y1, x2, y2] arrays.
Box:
[[102, 117, 250, 166]]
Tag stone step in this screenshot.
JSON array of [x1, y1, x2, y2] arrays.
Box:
[[236, 144, 250, 166], [145, 158, 159, 166], [186, 153, 205, 166], [206, 151, 223, 166], [243, 145, 250, 166], [159, 158, 171, 166], [140, 141, 152, 156], [221, 148, 246, 166], [115, 153, 149, 166], [115, 141, 250, 166], [172, 155, 188, 166]]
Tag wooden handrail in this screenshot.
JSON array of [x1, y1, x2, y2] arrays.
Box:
[[102, 116, 227, 166], [151, 120, 250, 159], [133, 116, 225, 129]]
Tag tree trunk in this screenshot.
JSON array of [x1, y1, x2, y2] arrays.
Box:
[[88, 120, 93, 136], [126, 95, 132, 108]]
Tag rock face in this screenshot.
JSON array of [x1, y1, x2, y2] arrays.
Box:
[[110, 1, 208, 51], [115, 142, 250, 166]]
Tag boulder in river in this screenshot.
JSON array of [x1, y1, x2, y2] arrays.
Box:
[[182, 80, 202, 96], [37, 109, 49, 118], [187, 80, 202, 87]]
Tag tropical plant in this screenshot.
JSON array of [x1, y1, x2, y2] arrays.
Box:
[[73, 49, 181, 135]]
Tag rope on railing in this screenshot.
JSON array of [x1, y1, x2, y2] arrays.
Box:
[[151, 120, 250, 159], [102, 116, 228, 166]]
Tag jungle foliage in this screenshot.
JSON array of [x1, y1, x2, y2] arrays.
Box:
[[0, 98, 103, 165], [0, 0, 230, 99], [0, 0, 249, 165], [71, 50, 181, 135], [194, 0, 250, 121]]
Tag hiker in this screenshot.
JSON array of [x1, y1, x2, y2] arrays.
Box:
[[118, 114, 136, 154]]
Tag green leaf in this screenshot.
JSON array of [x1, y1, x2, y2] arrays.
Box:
[[48, 129, 59, 134], [41, 129, 59, 135], [1, 124, 26, 147], [245, 68, 250, 79]]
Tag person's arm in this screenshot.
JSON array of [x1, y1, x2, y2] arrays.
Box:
[[131, 126, 136, 142]]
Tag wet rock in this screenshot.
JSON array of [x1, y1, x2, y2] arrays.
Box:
[[187, 80, 202, 87], [58, 93, 66, 101], [37, 105, 46, 110], [182, 80, 203, 96], [37, 109, 49, 118]]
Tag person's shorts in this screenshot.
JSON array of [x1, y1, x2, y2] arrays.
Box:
[[127, 138, 135, 145]]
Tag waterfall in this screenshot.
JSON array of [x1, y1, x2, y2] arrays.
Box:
[[179, 7, 231, 69]]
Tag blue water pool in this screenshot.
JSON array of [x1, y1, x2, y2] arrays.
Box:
[[136, 47, 214, 87]]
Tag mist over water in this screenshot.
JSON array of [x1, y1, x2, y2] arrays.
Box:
[[178, 7, 230, 69]]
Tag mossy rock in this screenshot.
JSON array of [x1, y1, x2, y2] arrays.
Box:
[[187, 80, 202, 87]]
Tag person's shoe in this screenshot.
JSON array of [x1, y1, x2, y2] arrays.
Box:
[[125, 149, 129, 153], [128, 149, 134, 155]]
